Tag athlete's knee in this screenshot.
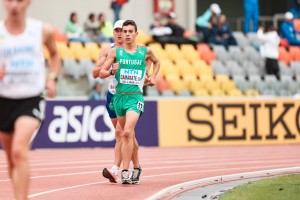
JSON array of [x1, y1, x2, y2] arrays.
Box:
[[11, 147, 28, 164], [123, 128, 133, 139], [115, 127, 123, 142]]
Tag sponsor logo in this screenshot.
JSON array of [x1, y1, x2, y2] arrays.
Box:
[[48, 105, 115, 143]]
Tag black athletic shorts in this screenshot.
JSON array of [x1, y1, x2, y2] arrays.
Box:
[[0, 96, 45, 133]]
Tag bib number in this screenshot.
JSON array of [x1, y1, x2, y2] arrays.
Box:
[[137, 101, 144, 111]]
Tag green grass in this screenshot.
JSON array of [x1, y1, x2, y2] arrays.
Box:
[[219, 174, 300, 200]]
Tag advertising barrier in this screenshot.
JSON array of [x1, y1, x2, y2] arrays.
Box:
[[158, 98, 300, 147], [32, 100, 158, 148], [2, 97, 300, 149]]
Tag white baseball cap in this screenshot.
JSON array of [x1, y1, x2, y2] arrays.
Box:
[[284, 12, 294, 20], [113, 20, 125, 29], [210, 3, 221, 15]]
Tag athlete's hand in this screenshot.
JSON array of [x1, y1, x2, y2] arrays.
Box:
[[112, 62, 119, 75], [146, 76, 156, 86], [46, 79, 57, 98], [0, 63, 6, 80]]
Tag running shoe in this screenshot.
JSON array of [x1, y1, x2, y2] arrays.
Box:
[[121, 170, 131, 184], [102, 168, 117, 183], [131, 167, 142, 184]]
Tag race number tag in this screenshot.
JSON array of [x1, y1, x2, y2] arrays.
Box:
[[120, 69, 142, 85], [137, 101, 144, 111]]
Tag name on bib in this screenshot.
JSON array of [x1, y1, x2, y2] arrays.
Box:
[[120, 69, 142, 85]]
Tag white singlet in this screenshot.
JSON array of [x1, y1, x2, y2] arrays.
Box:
[[106, 43, 118, 94], [0, 18, 46, 99]]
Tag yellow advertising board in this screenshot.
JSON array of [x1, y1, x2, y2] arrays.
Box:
[[158, 98, 300, 147]]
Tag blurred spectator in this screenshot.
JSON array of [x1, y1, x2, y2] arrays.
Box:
[[257, 26, 280, 78], [290, 0, 300, 32], [153, 12, 198, 46], [84, 13, 100, 42], [208, 14, 237, 47], [243, 0, 259, 34], [149, 13, 172, 41], [290, 0, 300, 18], [65, 12, 92, 43], [89, 79, 105, 100], [98, 13, 114, 43], [110, 0, 128, 23], [165, 12, 185, 37], [280, 12, 300, 46], [195, 3, 221, 42]]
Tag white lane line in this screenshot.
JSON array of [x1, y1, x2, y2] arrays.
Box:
[[1, 154, 298, 169], [27, 165, 300, 199], [0, 157, 297, 173], [1, 158, 299, 181], [29, 181, 107, 198], [2, 150, 298, 166], [0, 160, 111, 168], [145, 166, 300, 200]]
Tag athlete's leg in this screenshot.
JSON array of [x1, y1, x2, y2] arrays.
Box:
[[103, 91, 122, 179], [112, 118, 123, 168], [11, 116, 39, 200], [119, 111, 140, 170], [130, 133, 142, 184], [0, 132, 13, 179], [132, 133, 139, 168]]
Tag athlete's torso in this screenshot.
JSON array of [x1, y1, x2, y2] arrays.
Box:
[[115, 46, 147, 93], [0, 18, 46, 99]]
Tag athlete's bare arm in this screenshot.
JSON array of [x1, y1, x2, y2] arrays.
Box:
[[99, 48, 117, 79], [145, 47, 160, 86], [0, 63, 4, 80], [43, 23, 61, 98], [92, 46, 110, 78], [145, 58, 152, 73]]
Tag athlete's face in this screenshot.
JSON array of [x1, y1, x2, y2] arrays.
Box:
[[113, 28, 123, 43], [4, 0, 31, 19], [122, 25, 138, 44]]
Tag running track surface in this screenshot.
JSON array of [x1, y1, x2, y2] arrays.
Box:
[[0, 145, 299, 200]]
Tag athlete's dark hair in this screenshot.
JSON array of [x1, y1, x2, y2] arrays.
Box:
[[123, 20, 137, 32]]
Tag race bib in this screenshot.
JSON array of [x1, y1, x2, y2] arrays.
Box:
[[120, 69, 142, 85], [137, 101, 144, 111]]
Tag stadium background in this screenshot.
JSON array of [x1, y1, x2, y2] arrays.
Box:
[[0, 0, 291, 33]]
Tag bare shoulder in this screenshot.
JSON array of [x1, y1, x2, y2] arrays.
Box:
[[100, 45, 112, 57], [42, 22, 55, 43], [107, 47, 117, 56]]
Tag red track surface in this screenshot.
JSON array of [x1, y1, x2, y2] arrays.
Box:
[[0, 145, 299, 200]]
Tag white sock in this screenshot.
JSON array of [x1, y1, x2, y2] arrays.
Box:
[[111, 165, 119, 175]]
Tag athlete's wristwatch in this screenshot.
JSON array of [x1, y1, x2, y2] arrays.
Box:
[[109, 68, 114, 75]]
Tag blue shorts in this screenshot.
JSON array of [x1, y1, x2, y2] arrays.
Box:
[[106, 91, 117, 119]]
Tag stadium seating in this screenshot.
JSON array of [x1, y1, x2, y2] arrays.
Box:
[[278, 46, 292, 65], [48, 28, 300, 97], [232, 31, 250, 47]]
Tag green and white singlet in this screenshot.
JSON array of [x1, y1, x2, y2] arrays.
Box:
[[113, 46, 147, 116]]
